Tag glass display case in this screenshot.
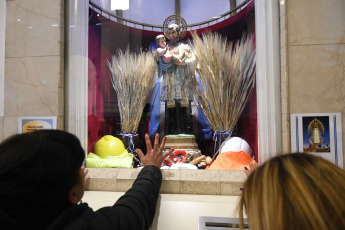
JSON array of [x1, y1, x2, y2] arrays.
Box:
[[87, 0, 257, 165], [66, 0, 281, 171]]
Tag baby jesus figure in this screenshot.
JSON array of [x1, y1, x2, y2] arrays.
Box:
[[155, 34, 185, 64]]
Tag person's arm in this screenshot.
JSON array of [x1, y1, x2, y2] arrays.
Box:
[[95, 165, 160, 229], [95, 134, 172, 230]]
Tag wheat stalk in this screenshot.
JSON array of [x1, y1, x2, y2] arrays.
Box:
[[108, 49, 157, 133], [188, 32, 256, 132]]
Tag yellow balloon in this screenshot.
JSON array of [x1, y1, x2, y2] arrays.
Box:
[[94, 135, 128, 158]]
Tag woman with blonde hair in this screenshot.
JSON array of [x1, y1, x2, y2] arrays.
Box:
[[239, 153, 345, 230]]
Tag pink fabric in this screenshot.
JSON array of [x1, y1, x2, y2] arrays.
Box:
[[157, 47, 173, 63]]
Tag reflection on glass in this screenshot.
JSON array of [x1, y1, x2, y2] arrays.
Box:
[[87, 0, 257, 168]]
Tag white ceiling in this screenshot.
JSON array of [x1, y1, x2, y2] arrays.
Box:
[[91, 0, 247, 25]]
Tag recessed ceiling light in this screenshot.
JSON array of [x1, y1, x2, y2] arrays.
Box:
[[111, 0, 129, 10]]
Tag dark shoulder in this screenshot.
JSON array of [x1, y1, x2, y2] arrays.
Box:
[[47, 203, 109, 230]]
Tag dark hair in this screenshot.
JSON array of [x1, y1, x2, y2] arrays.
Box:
[[0, 130, 85, 229], [168, 23, 180, 33], [155, 34, 165, 47]]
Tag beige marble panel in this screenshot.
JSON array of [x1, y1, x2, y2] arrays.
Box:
[[161, 169, 181, 180], [86, 178, 117, 191], [287, 0, 345, 45], [280, 1, 286, 33], [280, 29, 286, 49], [5, 0, 63, 57], [219, 170, 246, 182], [85, 169, 119, 191], [59, 60, 64, 88], [58, 88, 64, 116], [116, 179, 135, 192], [220, 182, 243, 196], [160, 181, 180, 194], [280, 45, 287, 68], [5, 56, 60, 116], [85, 169, 255, 195], [0, 116, 3, 142], [288, 44, 345, 113], [180, 170, 220, 195], [87, 168, 120, 178], [219, 170, 246, 195], [116, 168, 140, 191], [282, 129, 291, 154], [343, 113, 345, 168], [181, 169, 220, 181], [57, 115, 64, 130], [59, 43, 65, 68], [281, 65, 288, 114], [281, 113, 290, 133], [161, 170, 181, 193], [181, 181, 221, 195], [3, 116, 17, 138], [117, 168, 141, 179], [282, 113, 291, 153]]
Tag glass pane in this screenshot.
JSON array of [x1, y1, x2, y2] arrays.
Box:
[[88, 0, 257, 168]]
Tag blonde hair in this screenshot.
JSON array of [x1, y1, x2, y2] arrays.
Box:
[[239, 153, 345, 230]]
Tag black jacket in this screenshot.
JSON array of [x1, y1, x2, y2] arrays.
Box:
[[46, 165, 162, 230]]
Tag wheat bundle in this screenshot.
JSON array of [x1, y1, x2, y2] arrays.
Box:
[[188, 32, 256, 134], [108, 49, 157, 133]]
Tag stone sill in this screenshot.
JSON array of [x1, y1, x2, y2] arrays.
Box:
[[85, 168, 247, 196]]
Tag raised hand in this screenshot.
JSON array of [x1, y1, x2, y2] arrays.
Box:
[[245, 161, 259, 176], [136, 133, 174, 168], [81, 165, 90, 182]]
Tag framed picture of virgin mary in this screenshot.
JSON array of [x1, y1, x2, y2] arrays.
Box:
[[290, 113, 343, 168]]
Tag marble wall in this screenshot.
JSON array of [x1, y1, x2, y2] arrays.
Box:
[[280, 0, 289, 153], [86, 168, 246, 196], [0, 0, 5, 138], [2, 0, 64, 139], [283, 0, 345, 165]]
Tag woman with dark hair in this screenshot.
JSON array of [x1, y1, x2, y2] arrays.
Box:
[[0, 130, 172, 230]]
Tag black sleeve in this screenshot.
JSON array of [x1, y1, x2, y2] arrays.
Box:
[[96, 165, 162, 230]]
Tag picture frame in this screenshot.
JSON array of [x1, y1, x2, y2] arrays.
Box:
[[18, 116, 57, 134], [290, 113, 343, 168]]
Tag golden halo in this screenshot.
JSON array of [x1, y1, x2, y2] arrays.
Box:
[[163, 15, 187, 41]]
